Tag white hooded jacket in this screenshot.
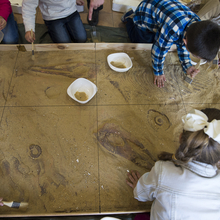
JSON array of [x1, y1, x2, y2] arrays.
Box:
[[22, 0, 77, 32], [134, 160, 220, 220]]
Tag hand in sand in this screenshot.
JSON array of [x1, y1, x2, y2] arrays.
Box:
[[187, 66, 200, 78], [88, 0, 104, 20], [0, 16, 7, 30], [25, 31, 35, 43], [154, 75, 166, 88], [126, 170, 141, 189]]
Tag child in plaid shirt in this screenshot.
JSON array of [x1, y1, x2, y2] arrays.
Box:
[[122, 0, 220, 88]]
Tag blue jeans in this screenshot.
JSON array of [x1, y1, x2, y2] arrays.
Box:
[[126, 18, 155, 43], [1, 13, 18, 44], [44, 11, 87, 43]]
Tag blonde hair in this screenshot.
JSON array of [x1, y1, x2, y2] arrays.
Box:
[[158, 108, 220, 165]]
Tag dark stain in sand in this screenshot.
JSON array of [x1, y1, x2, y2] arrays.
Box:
[[29, 144, 42, 159], [147, 109, 171, 131], [29, 63, 96, 79], [97, 123, 157, 170]]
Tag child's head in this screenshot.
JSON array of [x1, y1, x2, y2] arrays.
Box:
[[185, 21, 220, 62], [158, 108, 220, 166]]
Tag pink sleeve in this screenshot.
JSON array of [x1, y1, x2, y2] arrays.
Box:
[[0, 0, 12, 21]]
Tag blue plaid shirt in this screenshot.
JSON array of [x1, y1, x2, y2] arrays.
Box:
[[133, 0, 201, 76]]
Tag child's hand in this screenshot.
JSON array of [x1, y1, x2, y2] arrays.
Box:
[[154, 75, 166, 88], [187, 66, 200, 78], [126, 170, 141, 189], [25, 31, 35, 43], [0, 16, 7, 30], [88, 0, 104, 20], [76, 0, 84, 6]]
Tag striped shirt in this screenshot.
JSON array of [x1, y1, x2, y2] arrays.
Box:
[[133, 0, 201, 76]]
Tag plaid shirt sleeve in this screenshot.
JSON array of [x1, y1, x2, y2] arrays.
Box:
[[176, 43, 192, 73], [151, 29, 175, 76], [134, 0, 200, 76]]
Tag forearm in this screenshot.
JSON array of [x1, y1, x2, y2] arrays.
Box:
[[176, 44, 192, 73], [22, 0, 39, 32]]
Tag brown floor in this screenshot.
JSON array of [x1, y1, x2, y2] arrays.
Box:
[[13, 0, 125, 28]]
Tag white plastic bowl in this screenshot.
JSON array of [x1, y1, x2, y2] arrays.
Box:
[[190, 54, 207, 66], [67, 78, 97, 104], [107, 52, 132, 72]]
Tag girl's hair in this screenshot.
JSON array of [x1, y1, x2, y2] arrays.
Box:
[[158, 108, 220, 165], [186, 21, 220, 61]]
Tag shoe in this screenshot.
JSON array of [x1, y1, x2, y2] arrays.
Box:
[[87, 10, 99, 26], [121, 8, 134, 23]]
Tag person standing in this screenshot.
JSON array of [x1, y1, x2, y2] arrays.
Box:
[[22, 0, 87, 43]]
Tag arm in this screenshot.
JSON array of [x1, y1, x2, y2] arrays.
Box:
[[151, 29, 174, 88], [88, 0, 104, 20], [22, 0, 39, 42], [0, 0, 12, 21], [176, 43, 200, 77], [127, 162, 160, 202]]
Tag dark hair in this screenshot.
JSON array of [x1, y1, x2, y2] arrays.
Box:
[[158, 108, 220, 166], [186, 20, 220, 61]]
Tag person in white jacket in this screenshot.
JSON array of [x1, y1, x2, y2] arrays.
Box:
[[127, 108, 220, 220], [22, 0, 87, 43]]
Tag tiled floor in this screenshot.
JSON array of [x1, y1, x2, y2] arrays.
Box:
[[14, 0, 124, 28]]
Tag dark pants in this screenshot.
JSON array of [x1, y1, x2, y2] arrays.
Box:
[[44, 11, 87, 43], [87, 0, 103, 11], [2, 13, 18, 44], [126, 18, 155, 43]]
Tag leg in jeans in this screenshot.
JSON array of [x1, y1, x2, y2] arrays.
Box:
[[44, 17, 71, 43], [66, 11, 87, 43], [44, 11, 86, 43], [2, 13, 18, 44], [126, 18, 155, 43]]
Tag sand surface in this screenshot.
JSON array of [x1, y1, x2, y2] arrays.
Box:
[[0, 47, 219, 216]]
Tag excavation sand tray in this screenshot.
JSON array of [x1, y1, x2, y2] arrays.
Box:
[[0, 43, 219, 217]]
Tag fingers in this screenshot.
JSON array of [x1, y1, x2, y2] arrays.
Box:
[[126, 170, 141, 189], [136, 171, 141, 179], [88, 6, 94, 21], [0, 198, 3, 207], [25, 31, 35, 43], [128, 172, 135, 183], [126, 179, 134, 188], [190, 69, 200, 78]]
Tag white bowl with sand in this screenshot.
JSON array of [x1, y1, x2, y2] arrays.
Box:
[[190, 54, 207, 66], [67, 78, 97, 104], [107, 52, 132, 72]]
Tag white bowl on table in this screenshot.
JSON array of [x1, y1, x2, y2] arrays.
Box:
[[190, 54, 207, 65], [107, 52, 132, 72], [67, 78, 97, 104]]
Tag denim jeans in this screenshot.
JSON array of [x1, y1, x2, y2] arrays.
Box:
[[126, 18, 155, 43], [44, 11, 87, 43], [1, 12, 18, 44]]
